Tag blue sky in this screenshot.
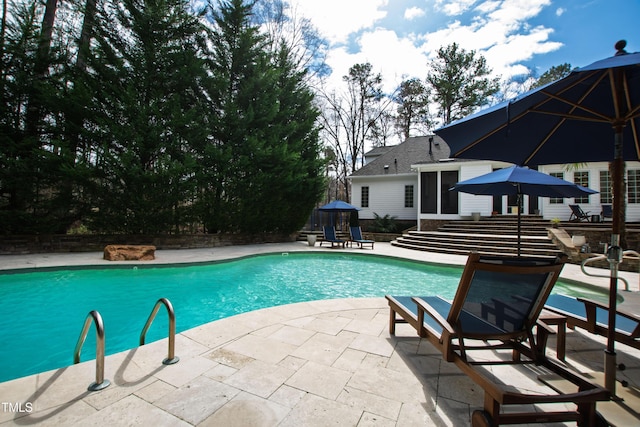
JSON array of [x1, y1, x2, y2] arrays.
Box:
[[292, 0, 639, 94]]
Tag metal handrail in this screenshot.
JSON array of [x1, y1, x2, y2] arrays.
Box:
[[140, 298, 179, 365], [580, 250, 640, 292], [73, 310, 110, 391]]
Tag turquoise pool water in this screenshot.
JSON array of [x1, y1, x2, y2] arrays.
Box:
[[0, 252, 606, 382]]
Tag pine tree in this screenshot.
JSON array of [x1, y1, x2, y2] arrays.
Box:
[[83, 0, 210, 233], [426, 42, 499, 125]]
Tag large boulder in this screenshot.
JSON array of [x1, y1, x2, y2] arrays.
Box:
[[103, 245, 156, 261]]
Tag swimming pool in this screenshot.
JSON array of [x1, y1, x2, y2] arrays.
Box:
[[0, 252, 606, 382]]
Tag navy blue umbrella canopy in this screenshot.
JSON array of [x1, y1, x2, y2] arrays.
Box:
[[318, 200, 361, 211], [437, 41, 639, 395], [436, 46, 640, 166]]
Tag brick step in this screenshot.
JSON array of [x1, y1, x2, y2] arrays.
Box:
[[395, 236, 562, 255], [391, 240, 561, 259], [438, 225, 550, 237], [402, 232, 559, 249]]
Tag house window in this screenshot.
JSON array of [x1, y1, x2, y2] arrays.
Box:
[[404, 185, 414, 208], [628, 170, 640, 204], [574, 171, 590, 204], [361, 186, 369, 208], [549, 172, 564, 204], [600, 170, 612, 203]]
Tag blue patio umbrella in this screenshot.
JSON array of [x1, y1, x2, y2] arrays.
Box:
[[450, 165, 597, 256], [318, 200, 360, 228], [318, 200, 361, 212], [436, 40, 640, 394]]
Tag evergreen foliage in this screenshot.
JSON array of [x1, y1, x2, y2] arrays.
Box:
[[0, 0, 325, 235]]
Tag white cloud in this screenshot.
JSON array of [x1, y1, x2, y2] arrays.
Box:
[[324, 29, 429, 94], [293, 0, 388, 44], [556, 7, 565, 16], [435, 0, 478, 16], [404, 7, 425, 20], [417, 0, 559, 78]]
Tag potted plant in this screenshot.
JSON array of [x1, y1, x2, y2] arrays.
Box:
[[550, 218, 561, 228]]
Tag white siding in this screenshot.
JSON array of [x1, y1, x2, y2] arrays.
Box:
[[457, 164, 494, 216], [539, 162, 640, 221], [351, 175, 417, 220]]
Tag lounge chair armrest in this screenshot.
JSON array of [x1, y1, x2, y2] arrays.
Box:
[[412, 297, 456, 336], [577, 297, 640, 321], [577, 297, 640, 337]]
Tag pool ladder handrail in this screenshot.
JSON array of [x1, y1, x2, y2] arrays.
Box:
[[580, 248, 640, 292], [139, 297, 180, 365], [73, 310, 110, 391]]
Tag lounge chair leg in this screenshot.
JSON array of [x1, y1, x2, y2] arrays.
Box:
[[472, 410, 495, 427], [389, 309, 396, 335]]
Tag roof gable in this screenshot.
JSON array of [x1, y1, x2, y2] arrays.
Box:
[[350, 136, 451, 177]]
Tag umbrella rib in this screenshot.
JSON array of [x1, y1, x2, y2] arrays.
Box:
[[536, 72, 611, 122], [622, 71, 640, 159], [522, 72, 604, 164]]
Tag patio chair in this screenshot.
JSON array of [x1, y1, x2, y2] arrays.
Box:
[[545, 294, 640, 350], [320, 226, 345, 248], [569, 204, 590, 222], [601, 204, 613, 221], [386, 253, 609, 426], [348, 226, 374, 249]]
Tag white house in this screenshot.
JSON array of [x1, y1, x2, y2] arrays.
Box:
[[349, 135, 640, 228]]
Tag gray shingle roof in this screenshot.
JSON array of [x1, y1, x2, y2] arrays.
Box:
[[350, 136, 452, 177]]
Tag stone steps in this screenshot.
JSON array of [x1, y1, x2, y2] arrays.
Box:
[[392, 216, 563, 258]]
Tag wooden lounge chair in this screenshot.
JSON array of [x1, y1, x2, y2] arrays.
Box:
[[348, 226, 374, 249], [320, 226, 345, 248], [545, 294, 640, 350], [386, 253, 609, 426], [569, 204, 590, 222]]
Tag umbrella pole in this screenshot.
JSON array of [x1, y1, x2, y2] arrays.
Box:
[[605, 234, 622, 397], [517, 192, 522, 257], [604, 122, 625, 396]]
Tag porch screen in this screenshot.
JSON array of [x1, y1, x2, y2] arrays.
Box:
[[421, 172, 436, 214], [441, 171, 459, 214]]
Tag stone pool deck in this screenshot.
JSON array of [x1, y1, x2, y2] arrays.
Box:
[[0, 242, 639, 426]]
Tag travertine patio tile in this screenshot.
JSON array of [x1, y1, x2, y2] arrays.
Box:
[[348, 334, 395, 357], [332, 348, 367, 372], [198, 391, 290, 427], [278, 355, 307, 371], [75, 395, 189, 426], [268, 324, 316, 346], [153, 355, 218, 388], [278, 393, 362, 427], [397, 401, 442, 426], [268, 384, 306, 408], [182, 318, 253, 349], [336, 386, 402, 420], [223, 335, 297, 364], [357, 411, 396, 427], [154, 376, 240, 425], [291, 332, 354, 365], [344, 317, 385, 336], [223, 359, 294, 398], [203, 363, 238, 382], [206, 348, 254, 369], [348, 365, 425, 404], [302, 316, 352, 335], [285, 361, 351, 400], [134, 379, 176, 403]]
